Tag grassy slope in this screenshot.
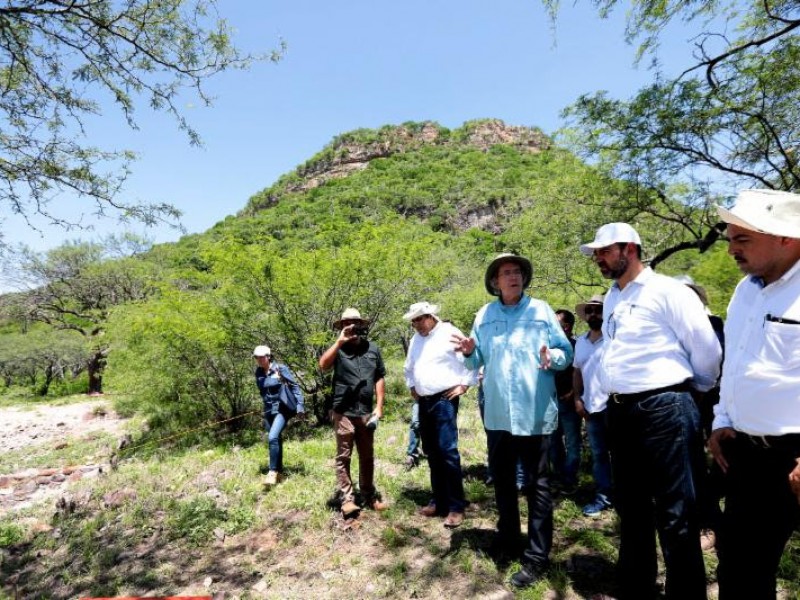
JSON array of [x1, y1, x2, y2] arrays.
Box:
[[3, 375, 798, 600]]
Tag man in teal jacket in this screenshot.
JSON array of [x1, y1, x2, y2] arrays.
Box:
[[452, 253, 573, 589]]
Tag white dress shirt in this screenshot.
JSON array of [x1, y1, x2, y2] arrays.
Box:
[[713, 258, 800, 436], [573, 332, 606, 414], [404, 321, 477, 396], [600, 267, 722, 394]]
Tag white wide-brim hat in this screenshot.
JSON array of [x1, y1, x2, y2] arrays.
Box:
[[402, 301, 441, 321], [717, 189, 800, 239], [333, 307, 370, 330], [484, 253, 533, 296], [580, 223, 642, 256]]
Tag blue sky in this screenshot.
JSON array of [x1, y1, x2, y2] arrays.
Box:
[[3, 0, 694, 254]]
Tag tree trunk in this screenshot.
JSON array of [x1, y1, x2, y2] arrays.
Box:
[[87, 350, 106, 395]]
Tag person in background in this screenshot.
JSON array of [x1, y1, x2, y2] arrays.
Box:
[[572, 294, 613, 517], [710, 189, 800, 600], [580, 223, 721, 600], [403, 301, 476, 528], [673, 274, 725, 552], [253, 345, 305, 486], [319, 308, 388, 518], [549, 309, 580, 495], [404, 401, 424, 470], [452, 253, 573, 589]]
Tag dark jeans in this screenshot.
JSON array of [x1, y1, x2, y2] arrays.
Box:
[[549, 399, 582, 486], [264, 408, 289, 472], [406, 401, 422, 458], [487, 429, 552, 570], [717, 433, 800, 600], [479, 384, 526, 487], [419, 394, 465, 513], [585, 409, 613, 498], [608, 390, 707, 600]]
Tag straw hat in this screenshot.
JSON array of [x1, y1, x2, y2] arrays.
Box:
[[575, 295, 605, 322], [333, 307, 370, 329]]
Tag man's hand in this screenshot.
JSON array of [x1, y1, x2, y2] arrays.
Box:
[[709, 427, 737, 473], [789, 458, 800, 505], [337, 324, 358, 345], [538, 345, 551, 370], [451, 333, 476, 356], [574, 398, 587, 419], [444, 385, 468, 399]]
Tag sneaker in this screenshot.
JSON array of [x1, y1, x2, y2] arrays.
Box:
[[582, 496, 612, 517], [264, 471, 282, 486], [700, 528, 716, 551], [510, 564, 542, 589], [341, 500, 360, 517]]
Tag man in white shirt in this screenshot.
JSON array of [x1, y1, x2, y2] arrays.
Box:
[[580, 223, 722, 600], [710, 189, 800, 600], [572, 294, 612, 517], [403, 301, 476, 528]]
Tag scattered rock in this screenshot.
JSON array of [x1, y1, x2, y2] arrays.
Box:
[[213, 527, 226, 542], [203, 576, 213, 588], [251, 579, 268, 593], [103, 488, 138, 508]]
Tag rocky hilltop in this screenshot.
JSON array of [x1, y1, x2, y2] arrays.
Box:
[[245, 119, 551, 214]]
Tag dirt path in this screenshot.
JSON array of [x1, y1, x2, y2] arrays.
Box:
[[0, 399, 127, 512]]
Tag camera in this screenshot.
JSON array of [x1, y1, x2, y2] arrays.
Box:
[[352, 326, 369, 337]]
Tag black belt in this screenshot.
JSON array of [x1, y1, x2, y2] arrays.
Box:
[[738, 431, 800, 450], [609, 382, 690, 405]]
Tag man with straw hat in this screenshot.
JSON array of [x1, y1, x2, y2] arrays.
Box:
[[319, 308, 388, 518], [711, 189, 800, 599], [452, 253, 573, 589]]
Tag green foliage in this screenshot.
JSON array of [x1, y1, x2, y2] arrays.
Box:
[[0, 0, 280, 236], [0, 522, 24, 548]]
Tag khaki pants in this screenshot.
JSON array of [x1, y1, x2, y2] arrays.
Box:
[[332, 412, 375, 503]]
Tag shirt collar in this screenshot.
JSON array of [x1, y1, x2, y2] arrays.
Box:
[[612, 266, 653, 291]]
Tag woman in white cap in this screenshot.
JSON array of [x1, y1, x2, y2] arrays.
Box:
[[253, 345, 304, 486]]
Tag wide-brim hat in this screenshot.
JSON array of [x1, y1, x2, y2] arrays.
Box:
[[484, 253, 533, 296], [579, 223, 642, 256], [575, 294, 605, 322], [402, 301, 441, 321], [253, 345, 272, 357], [333, 307, 370, 329], [672, 275, 709, 307], [717, 189, 800, 239]]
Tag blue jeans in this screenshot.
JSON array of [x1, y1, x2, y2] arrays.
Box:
[[585, 409, 612, 498], [419, 394, 465, 513], [487, 429, 552, 570], [607, 390, 706, 600], [549, 399, 582, 487], [406, 401, 422, 457], [265, 410, 288, 472]]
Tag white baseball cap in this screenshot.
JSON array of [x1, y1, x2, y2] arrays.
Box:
[[717, 189, 800, 239], [580, 223, 642, 256], [253, 345, 272, 357]]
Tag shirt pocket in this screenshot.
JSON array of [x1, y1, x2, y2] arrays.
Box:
[[757, 321, 800, 370], [508, 319, 549, 351]]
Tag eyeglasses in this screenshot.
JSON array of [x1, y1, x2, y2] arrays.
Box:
[[498, 268, 523, 278], [584, 306, 602, 316]]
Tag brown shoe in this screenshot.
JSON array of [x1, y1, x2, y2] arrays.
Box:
[[367, 498, 388, 511], [341, 500, 360, 517], [418, 503, 438, 517], [443, 511, 464, 528]]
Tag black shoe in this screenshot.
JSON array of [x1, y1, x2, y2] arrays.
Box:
[[510, 564, 541, 589]]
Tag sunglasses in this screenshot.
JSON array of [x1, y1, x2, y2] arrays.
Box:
[[584, 306, 602, 316], [411, 316, 426, 324]]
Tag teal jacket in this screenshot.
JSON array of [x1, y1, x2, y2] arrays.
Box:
[[465, 295, 573, 435]]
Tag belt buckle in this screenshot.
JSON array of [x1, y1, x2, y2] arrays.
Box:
[[751, 435, 771, 449], [610, 392, 622, 405]]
